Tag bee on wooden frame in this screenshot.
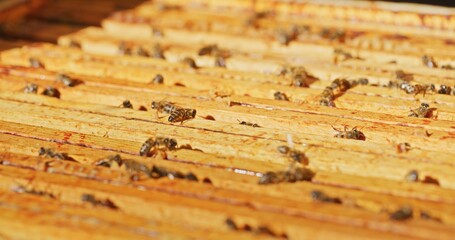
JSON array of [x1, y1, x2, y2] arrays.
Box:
[[408, 103, 432, 118], [168, 108, 197, 124], [332, 126, 365, 140]]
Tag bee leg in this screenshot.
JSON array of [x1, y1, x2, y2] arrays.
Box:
[[331, 125, 341, 132]]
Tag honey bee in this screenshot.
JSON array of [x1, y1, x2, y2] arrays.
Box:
[[397, 143, 411, 153], [390, 206, 413, 221], [422, 55, 437, 68], [94, 154, 122, 168], [181, 57, 197, 69], [38, 147, 74, 161], [311, 190, 342, 204], [132, 46, 149, 57], [214, 56, 226, 68], [395, 70, 413, 82], [238, 120, 260, 128], [151, 100, 179, 118], [151, 43, 165, 59], [408, 103, 431, 118], [258, 168, 314, 184], [118, 42, 132, 55], [56, 73, 78, 87], [154, 137, 178, 151], [405, 170, 419, 182], [81, 193, 118, 209], [168, 108, 197, 124], [273, 91, 289, 101], [277, 145, 308, 165], [198, 44, 219, 56], [151, 74, 164, 84], [332, 126, 365, 140], [330, 78, 351, 92], [41, 86, 60, 98], [356, 78, 369, 85], [320, 87, 335, 107], [29, 58, 44, 68], [438, 85, 451, 95], [13, 185, 55, 198], [121, 100, 133, 109], [24, 83, 38, 94], [122, 159, 152, 179], [319, 28, 345, 41], [410, 84, 435, 96], [139, 138, 154, 156]]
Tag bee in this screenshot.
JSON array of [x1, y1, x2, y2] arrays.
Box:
[[151, 100, 179, 118], [68, 39, 81, 48], [397, 143, 411, 153], [56, 73, 78, 87], [441, 64, 455, 70], [395, 70, 413, 82], [168, 108, 196, 124], [139, 138, 154, 156], [185, 172, 198, 181], [330, 78, 351, 92], [214, 56, 226, 68], [41, 86, 60, 98], [94, 154, 123, 168], [198, 44, 219, 56], [405, 170, 419, 182], [81, 193, 118, 209], [258, 168, 314, 184], [273, 91, 289, 101], [118, 42, 131, 55], [151, 74, 164, 84], [356, 78, 369, 85], [24, 83, 38, 94], [311, 190, 342, 204], [238, 120, 260, 128], [150, 165, 187, 180], [319, 28, 345, 41], [121, 100, 133, 109], [132, 46, 149, 57], [277, 145, 308, 165], [390, 206, 413, 221], [122, 159, 152, 179], [411, 84, 435, 96], [181, 57, 197, 69], [320, 87, 335, 107], [151, 43, 165, 59], [320, 98, 335, 107], [154, 137, 178, 151], [408, 103, 431, 118], [38, 147, 74, 161], [13, 185, 55, 199], [332, 126, 365, 140], [420, 212, 441, 222], [225, 218, 238, 230], [422, 55, 437, 68], [438, 85, 451, 95], [29, 58, 44, 68]]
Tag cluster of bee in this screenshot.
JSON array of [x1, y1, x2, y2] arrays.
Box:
[[198, 44, 229, 68], [151, 100, 197, 124], [38, 147, 75, 161], [279, 66, 313, 88], [332, 126, 366, 140], [13, 185, 55, 199], [387, 70, 455, 96], [118, 42, 165, 60], [225, 218, 285, 238], [139, 137, 178, 157], [311, 190, 342, 204], [320, 78, 368, 107], [408, 103, 433, 118], [95, 154, 199, 182], [81, 193, 118, 209]]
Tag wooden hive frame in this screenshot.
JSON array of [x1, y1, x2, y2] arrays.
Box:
[[1, 0, 455, 239]]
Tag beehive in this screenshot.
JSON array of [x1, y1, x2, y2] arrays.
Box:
[[0, 0, 455, 239]]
